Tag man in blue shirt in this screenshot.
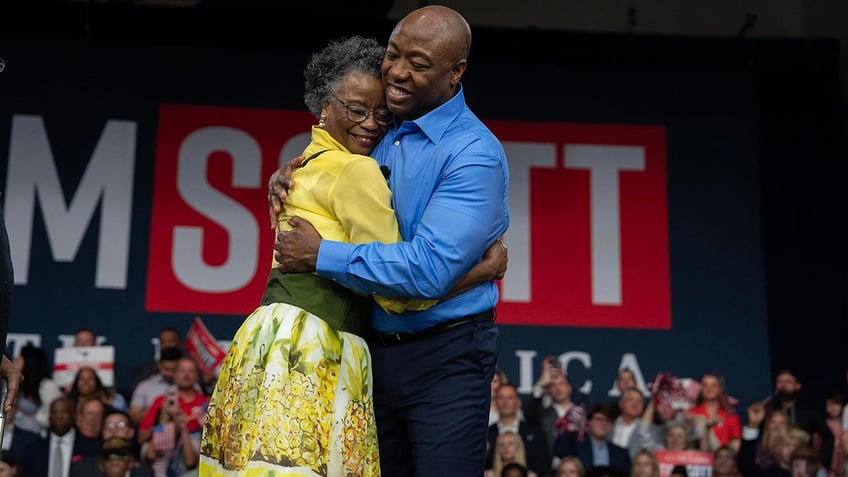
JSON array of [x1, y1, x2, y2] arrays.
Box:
[[269, 6, 509, 476]]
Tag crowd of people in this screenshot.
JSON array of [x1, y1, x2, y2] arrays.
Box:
[[2, 326, 209, 477], [485, 361, 848, 477]]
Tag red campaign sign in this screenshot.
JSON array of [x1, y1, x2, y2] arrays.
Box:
[[146, 106, 670, 329], [146, 104, 312, 315], [185, 317, 227, 372], [655, 450, 714, 477], [487, 121, 670, 329]]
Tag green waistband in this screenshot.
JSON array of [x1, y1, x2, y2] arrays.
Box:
[[260, 270, 370, 336]]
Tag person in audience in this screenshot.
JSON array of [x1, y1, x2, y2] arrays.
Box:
[[128, 347, 182, 425], [637, 398, 697, 451], [75, 398, 106, 447], [487, 431, 538, 477], [14, 343, 64, 437], [491, 369, 509, 426], [19, 396, 102, 477], [127, 327, 182, 398], [740, 413, 811, 477], [72, 328, 98, 347], [688, 372, 741, 452], [70, 436, 152, 477], [553, 403, 631, 475], [0, 450, 19, 477], [757, 405, 791, 468], [69, 409, 145, 476], [631, 449, 659, 477], [812, 393, 845, 477], [487, 383, 551, 477], [791, 444, 827, 477], [1, 401, 42, 456], [556, 456, 586, 477], [767, 370, 817, 436], [611, 388, 661, 458], [713, 445, 743, 477], [610, 369, 639, 420], [67, 367, 128, 413], [138, 356, 207, 477], [670, 465, 688, 477], [501, 462, 530, 477], [526, 356, 588, 453]]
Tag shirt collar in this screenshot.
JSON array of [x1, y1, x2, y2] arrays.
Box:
[[397, 85, 466, 144]]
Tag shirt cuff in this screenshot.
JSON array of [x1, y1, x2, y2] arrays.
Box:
[[742, 426, 760, 440], [316, 240, 353, 286]]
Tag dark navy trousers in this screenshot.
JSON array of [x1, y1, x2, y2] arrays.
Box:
[[369, 315, 498, 477]]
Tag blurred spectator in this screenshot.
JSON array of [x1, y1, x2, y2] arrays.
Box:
[[75, 398, 106, 446], [631, 449, 659, 477], [491, 368, 509, 426], [740, 421, 810, 477], [486, 383, 551, 477], [0, 450, 19, 477], [128, 347, 182, 425], [713, 445, 743, 477], [553, 403, 631, 475], [70, 436, 152, 477], [138, 356, 207, 477], [792, 444, 827, 477], [127, 328, 182, 399], [610, 369, 639, 420], [19, 396, 102, 477], [14, 343, 63, 437], [72, 328, 97, 347], [557, 456, 586, 477], [502, 462, 530, 477], [67, 367, 128, 414], [758, 405, 792, 468], [611, 388, 661, 458], [812, 393, 845, 477], [1, 401, 42, 457], [526, 356, 588, 453], [767, 371, 817, 435], [639, 398, 697, 451], [68, 409, 145, 476], [689, 373, 741, 452], [486, 431, 538, 477], [670, 465, 688, 477]]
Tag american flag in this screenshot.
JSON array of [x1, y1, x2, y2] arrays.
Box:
[[152, 422, 176, 451]]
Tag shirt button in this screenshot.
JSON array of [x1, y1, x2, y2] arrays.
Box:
[[394, 141, 400, 146]]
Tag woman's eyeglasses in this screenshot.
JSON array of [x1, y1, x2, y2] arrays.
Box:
[[335, 97, 394, 126]]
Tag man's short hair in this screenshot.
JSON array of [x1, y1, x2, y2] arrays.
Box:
[[159, 347, 183, 362], [589, 402, 615, 420]]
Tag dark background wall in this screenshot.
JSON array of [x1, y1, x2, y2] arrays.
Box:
[[1, 0, 847, 405]]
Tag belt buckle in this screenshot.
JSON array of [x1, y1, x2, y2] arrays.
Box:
[[382, 332, 403, 345]]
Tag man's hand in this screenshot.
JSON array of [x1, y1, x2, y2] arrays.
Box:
[[440, 236, 509, 302], [0, 354, 22, 413], [267, 156, 305, 229], [746, 400, 766, 429], [274, 216, 322, 273]]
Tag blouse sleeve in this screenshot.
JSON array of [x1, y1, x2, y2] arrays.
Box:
[[330, 157, 437, 313]]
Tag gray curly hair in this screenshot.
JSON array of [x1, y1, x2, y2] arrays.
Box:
[[304, 35, 386, 118]]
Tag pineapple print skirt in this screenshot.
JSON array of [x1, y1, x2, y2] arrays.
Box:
[[199, 302, 380, 477]]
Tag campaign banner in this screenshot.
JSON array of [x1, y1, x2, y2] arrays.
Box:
[[53, 346, 115, 388], [185, 317, 227, 374], [655, 450, 714, 477]]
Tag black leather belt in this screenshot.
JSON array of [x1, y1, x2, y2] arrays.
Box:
[[375, 309, 495, 346]]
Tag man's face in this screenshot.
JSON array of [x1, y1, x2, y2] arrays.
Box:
[[382, 14, 464, 121], [494, 386, 522, 418], [74, 330, 96, 347], [49, 398, 74, 436], [103, 414, 134, 441], [159, 330, 181, 350], [174, 358, 199, 390], [776, 373, 800, 394], [619, 390, 645, 418], [158, 359, 178, 384], [588, 412, 612, 441], [76, 399, 105, 438], [100, 454, 133, 477], [547, 373, 573, 404]]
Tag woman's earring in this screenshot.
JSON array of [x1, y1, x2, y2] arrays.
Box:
[[318, 115, 326, 128]]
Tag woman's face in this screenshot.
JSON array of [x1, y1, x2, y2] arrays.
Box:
[[700, 375, 722, 401], [633, 454, 655, 477], [76, 368, 98, 396], [665, 426, 687, 451], [558, 460, 581, 477], [496, 435, 518, 462], [0, 462, 15, 477], [323, 71, 391, 156]]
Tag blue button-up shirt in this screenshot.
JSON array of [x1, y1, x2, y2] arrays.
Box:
[[318, 86, 510, 333]]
